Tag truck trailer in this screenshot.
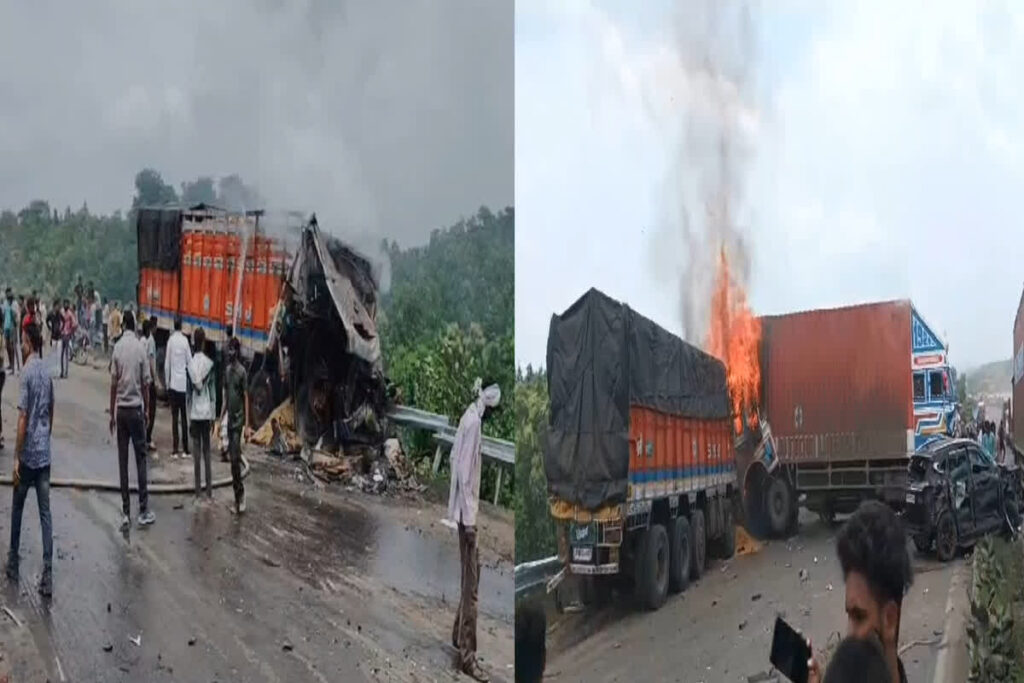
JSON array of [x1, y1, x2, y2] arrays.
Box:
[[136, 206, 296, 426], [1013, 286, 1024, 447], [740, 300, 959, 536], [545, 288, 737, 611]]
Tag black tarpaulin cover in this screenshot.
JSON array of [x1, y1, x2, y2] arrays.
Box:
[[136, 208, 182, 270], [545, 288, 731, 508]]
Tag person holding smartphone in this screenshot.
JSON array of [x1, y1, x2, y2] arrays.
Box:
[[807, 500, 911, 683]]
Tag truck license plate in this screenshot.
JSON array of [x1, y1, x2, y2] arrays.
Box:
[[905, 493, 915, 504], [572, 546, 593, 562]]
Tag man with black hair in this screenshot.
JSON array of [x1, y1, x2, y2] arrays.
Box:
[[3, 289, 18, 374], [808, 500, 911, 683], [110, 310, 154, 530], [514, 602, 546, 683], [8, 322, 54, 596], [447, 377, 501, 682], [221, 337, 250, 513], [165, 316, 191, 458]]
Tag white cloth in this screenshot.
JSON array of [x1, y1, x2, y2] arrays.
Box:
[[187, 352, 215, 421], [164, 331, 191, 393], [446, 381, 501, 528]]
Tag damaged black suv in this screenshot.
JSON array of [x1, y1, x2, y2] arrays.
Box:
[[903, 438, 1023, 561]]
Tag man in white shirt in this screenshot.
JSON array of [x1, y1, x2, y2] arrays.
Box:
[[447, 378, 501, 683], [164, 317, 191, 458]]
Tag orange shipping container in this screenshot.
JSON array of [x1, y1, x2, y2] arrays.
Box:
[[189, 231, 205, 323], [253, 236, 268, 333], [242, 236, 256, 334], [210, 232, 226, 334], [181, 231, 195, 321], [200, 231, 214, 322]]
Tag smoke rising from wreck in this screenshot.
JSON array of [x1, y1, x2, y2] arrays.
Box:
[[651, 0, 759, 345]]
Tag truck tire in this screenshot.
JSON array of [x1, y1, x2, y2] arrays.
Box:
[[717, 503, 736, 559], [912, 533, 932, 554], [689, 509, 706, 580], [634, 524, 670, 611], [248, 370, 274, 429], [668, 516, 691, 594], [935, 511, 957, 562], [767, 475, 794, 537]]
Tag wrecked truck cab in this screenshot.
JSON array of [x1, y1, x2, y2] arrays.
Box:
[[903, 437, 1023, 562], [267, 216, 391, 453]]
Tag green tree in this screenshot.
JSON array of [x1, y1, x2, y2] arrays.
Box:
[[132, 169, 179, 208], [180, 177, 217, 206], [514, 367, 556, 563]]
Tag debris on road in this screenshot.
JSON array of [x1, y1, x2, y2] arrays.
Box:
[[736, 525, 764, 556], [188, 637, 197, 647], [751, 593, 762, 602], [129, 634, 141, 647], [282, 642, 294, 652], [799, 569, 809, 582], [102, 643, 113, 653], [738, 620, 747, 630]]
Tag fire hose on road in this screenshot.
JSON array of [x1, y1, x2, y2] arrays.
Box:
[[0, 455, 250, 494]]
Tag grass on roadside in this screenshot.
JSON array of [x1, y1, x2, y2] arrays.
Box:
[[968, 535, 1024, 682]]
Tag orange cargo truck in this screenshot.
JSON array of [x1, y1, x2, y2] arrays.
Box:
[[136, 206, 294, 425], [545, 288, 738, 611]]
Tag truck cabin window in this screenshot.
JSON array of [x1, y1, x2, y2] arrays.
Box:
[[928, 371, 944, 400], [913, 372, 926, 400]]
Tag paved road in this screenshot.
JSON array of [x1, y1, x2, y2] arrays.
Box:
[[0, 350, 514, 682], [546, 511, 961, 683]]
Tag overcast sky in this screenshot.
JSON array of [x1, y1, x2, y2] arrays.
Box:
[[516, 0, 1024, 372], [0, 0, 512, 248]]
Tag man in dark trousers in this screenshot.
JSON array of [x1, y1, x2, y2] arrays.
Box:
[[447, 378, 501, 682], [7, 322, 54, 596], [221, 337, 250, 513], [110, 311, 154, 531], [164, 317, 191, 459]]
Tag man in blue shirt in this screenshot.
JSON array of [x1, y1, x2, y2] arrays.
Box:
[[7, 322, 54, 596]]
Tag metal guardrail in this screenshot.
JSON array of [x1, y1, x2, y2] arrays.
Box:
[[388, 404, 515, 504], [515, 555, 562, 600]]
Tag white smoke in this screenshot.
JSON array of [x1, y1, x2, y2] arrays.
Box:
[[649, 0, 761, 343]]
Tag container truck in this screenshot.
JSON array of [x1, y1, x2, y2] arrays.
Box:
[[545, 288, 737, 611], [136, 205, 298, 426], [740, 300, 960, 536]]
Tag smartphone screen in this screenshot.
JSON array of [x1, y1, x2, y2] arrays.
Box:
[[769, 616, 810, 683]]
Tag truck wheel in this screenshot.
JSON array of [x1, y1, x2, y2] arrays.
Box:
[[767, 475, 793, 537], [717, 503, 736, 559], [248, 370, 274, 428], [689, 510, 706, 580], [634, 524, 669, 611], [913, 533, 932, 554], [668, 516, 691, 594], [935, 511, 957, 562]]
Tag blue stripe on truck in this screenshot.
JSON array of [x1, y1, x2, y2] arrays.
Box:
[[629, 463, 735, 483], [140, 307, 268, 342]]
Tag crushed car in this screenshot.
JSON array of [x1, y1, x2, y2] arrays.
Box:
[[903, 437, 1024, 561]]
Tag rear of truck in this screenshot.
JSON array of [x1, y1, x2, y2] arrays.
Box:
[[545, 288, 737, 611], [741, 300, 956, 535]]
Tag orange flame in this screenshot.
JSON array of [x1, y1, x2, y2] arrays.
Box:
[[705, 245, 761, 434]]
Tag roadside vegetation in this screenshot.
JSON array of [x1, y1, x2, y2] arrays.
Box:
[[968, 535, 1024, 682], [514, 366, 557, 564]]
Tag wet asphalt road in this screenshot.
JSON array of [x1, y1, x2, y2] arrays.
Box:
[[0, 350, 514, 682], [546, 511, 962, 683]]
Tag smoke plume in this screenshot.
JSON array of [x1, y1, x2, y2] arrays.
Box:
[[651, 0, 759, 343]]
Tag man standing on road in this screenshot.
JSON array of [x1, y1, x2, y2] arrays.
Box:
[[188, 327, 216, 503], [3, 289, 18, 374], [141, 319, 159, 453], [164, 317, 191, 459], [7, 322, 54, 596], [108, 302, 123, 345], [447, 378, 501, 682], [221, 337, 250, 513], [807, 500, 911, 683], [59, 300, 76, 379], [21, 297, 40, 359], [109, 311, 154, 531]]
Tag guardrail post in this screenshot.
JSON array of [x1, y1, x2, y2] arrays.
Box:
[[493, 467, 503, 506], [432, 443, 444, 473]]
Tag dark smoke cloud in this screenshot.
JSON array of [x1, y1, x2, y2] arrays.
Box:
[[0, 0, 512, 253], [650, 0, 759, 343]]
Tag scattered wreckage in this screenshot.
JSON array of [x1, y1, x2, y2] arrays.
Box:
[[903, 437, 1024, 561], [252, 216, 425, 493]]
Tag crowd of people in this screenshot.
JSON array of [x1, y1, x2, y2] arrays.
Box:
[[0, 304, 253, 596], [963, 415, 1012, 463]]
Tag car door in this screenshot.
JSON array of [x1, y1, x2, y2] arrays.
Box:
[[945, 447, 974, 537], [966, 444, 1002, 532]]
